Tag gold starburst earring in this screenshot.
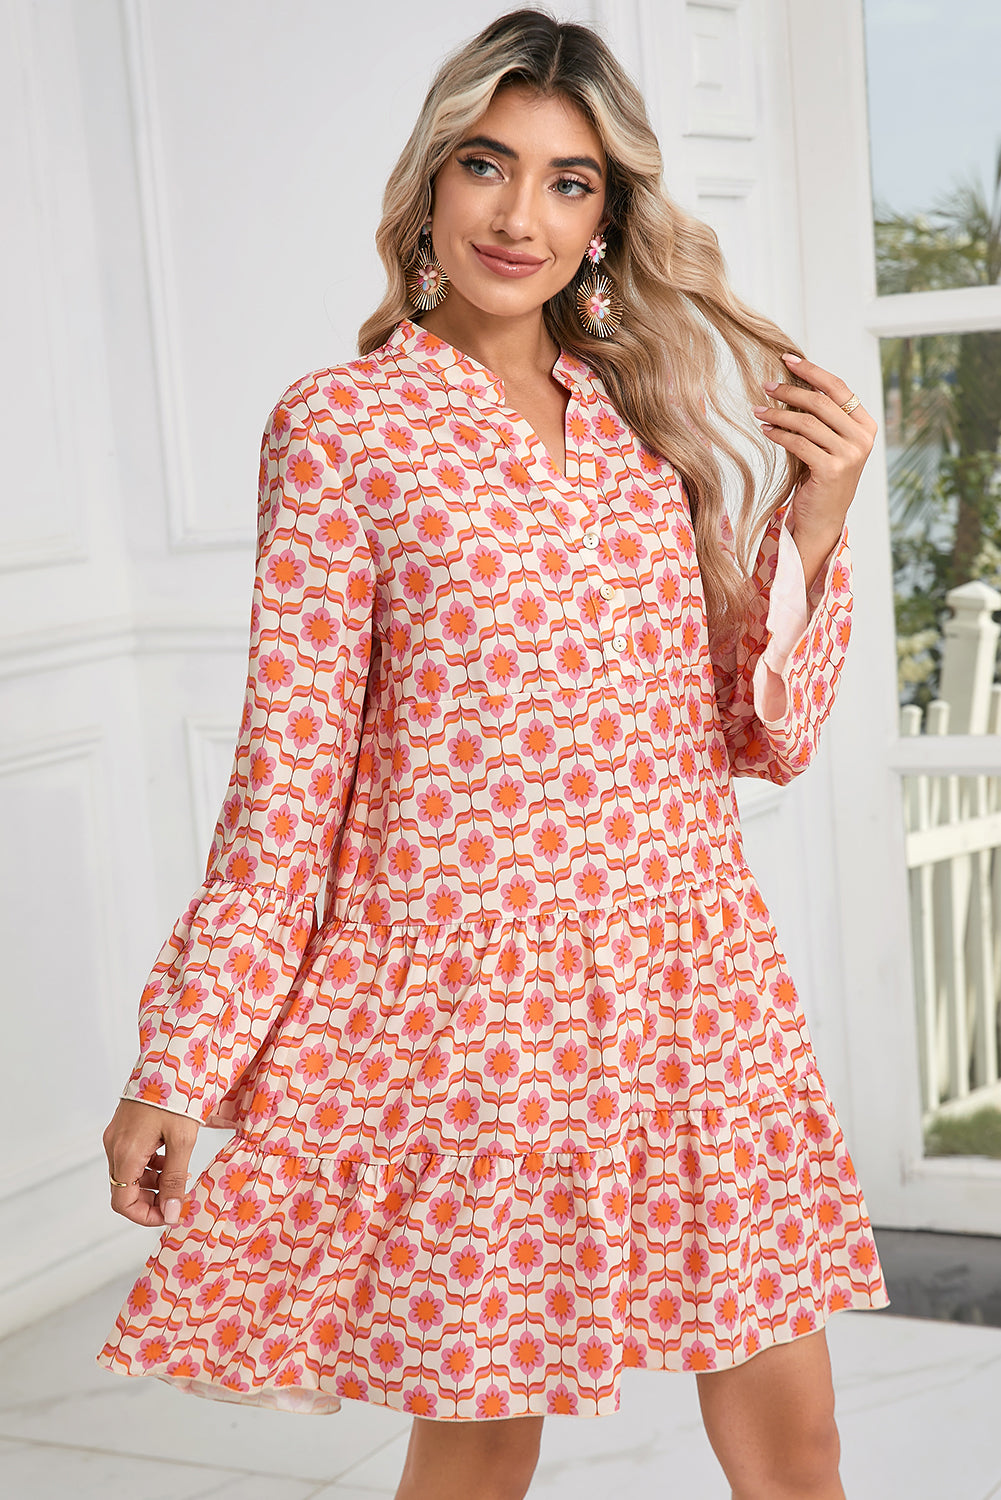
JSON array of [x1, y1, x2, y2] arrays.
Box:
[[575, 231, 623, 338], [405, 217, 450, 311]]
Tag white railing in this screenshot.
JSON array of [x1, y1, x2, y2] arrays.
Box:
[[900, 580, 1001, 1114]]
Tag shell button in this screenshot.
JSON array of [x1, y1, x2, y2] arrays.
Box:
[[599, 582, 616, 600], [611, 634, 628, 652], [582, 529, 600, 549]]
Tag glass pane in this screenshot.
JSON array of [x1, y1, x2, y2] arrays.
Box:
[[889, 328, 1001, 1155], [901, 767, 1001, 1157], [863, 0, 1001, 294], [886, 329, 1001, 723]]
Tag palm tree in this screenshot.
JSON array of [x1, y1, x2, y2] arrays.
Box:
[[875, 143, 1001, 702]]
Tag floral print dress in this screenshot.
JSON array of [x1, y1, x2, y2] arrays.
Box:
[[97, 316, 888, 1419]]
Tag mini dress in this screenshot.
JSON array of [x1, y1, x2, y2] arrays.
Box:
[[97, 315, 889, 1419]]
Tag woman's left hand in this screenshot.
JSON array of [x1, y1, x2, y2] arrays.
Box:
[[753, 352, 879, 581]]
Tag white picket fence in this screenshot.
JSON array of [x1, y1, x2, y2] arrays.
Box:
[[900, 580, 1001, 1115]]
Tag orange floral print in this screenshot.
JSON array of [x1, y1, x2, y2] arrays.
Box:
[[97, 317, 887, 1421]]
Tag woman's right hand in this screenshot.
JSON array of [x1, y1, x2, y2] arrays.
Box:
[[102, 1098, 199, 1227]]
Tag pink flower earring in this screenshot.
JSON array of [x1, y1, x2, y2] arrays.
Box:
[[405, 217, 450, 311], [575, 230, 623, 338]]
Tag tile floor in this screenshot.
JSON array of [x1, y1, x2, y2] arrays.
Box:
[[1, 1267, 1000, 1499]]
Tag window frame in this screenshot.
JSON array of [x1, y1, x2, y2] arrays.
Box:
[[788, 1, 1001, 1232]]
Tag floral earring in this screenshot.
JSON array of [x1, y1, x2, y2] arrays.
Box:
[[575, 230, 623, 338], [405, 217, 450, 311]]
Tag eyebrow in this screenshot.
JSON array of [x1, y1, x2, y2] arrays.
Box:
[[455, 134, 604, 178]]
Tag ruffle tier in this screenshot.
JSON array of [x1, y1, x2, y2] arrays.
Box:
[[97, 1068, 888, 1420]]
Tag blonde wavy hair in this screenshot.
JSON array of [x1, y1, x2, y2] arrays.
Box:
[[358, 6, 810, 645]]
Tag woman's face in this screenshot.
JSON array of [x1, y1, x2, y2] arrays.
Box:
[[427, 84, 611, 322]]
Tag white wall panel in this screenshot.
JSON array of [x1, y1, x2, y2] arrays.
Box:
[[0, 1, 86, 572], [184, 715, 242, 862], [0, 732, 117, 1195], [683, 0, 756, 139], [694, 174, 758, 304]]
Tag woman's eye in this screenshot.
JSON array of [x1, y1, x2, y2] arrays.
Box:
[[556, 177, 593, 198], [460, 156, 498, 179]]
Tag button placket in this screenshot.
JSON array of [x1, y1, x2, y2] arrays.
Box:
[[579, 528, 635, 671]]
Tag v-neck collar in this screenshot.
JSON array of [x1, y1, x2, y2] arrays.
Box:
[[383, 317, 598, 506], [384, 316, 591, 407]]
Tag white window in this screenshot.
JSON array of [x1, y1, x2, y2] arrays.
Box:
[[789, 1, 1001, 1231]]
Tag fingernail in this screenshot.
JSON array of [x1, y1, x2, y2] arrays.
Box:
[[163, 1199, 181, 1224], [752, 406, 769, 416], [763, 381, 779, 392], [782, 353, 802, 363]]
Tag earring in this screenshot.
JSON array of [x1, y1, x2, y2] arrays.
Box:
[[585, 233, 607, 265], [405, 217, 450, 311], [575, 230, 622, 337]]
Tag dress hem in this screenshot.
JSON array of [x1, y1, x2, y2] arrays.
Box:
[[95, 1292, 891, 1420]]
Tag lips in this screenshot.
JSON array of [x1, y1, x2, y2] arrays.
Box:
[[472, 243, 545, 267], [470, 243, 548, 279]]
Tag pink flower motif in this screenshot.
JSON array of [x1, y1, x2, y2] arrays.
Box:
[[183, 1038, 207, 1074], [248, 961, 277, 998], [212, 1315, 246, 1351], [360, 469, 401, 511], [265, 549, 306, 593], [774, 1212, 804, 1248], [577, 1335, 612, 1374], [458, 828, 493, 870], [447, 1254, 483, 1290], [286, 449, 323, 492], [265, 803, 298, 844], [224, 846, 258, 883], [244, 1230, 276, 1264], [714, 1290, 740, 1329], [196, 1276, 228, 1308], [307, 768, 334, 804], [501, 874, 537, 912], [445, 1090, 479, 1131], [573, 862, 609, 902], [650, 1291, 681, 1329], [682, 1341, 717, 1371], [408, 1291, 444, 1330], [136, 1335, 170, 1368], [136, 1072, 169, 1106], [298, 1044, 332, 1081], [287, 707, 320, 746], [683, 1241, 709, 1281], [127, 1277, 154, 1317], [257, 650, 293, 689]]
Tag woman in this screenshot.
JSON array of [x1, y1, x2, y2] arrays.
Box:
[[99, 8, 887, 1497]]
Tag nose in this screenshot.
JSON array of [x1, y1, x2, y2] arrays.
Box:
[[490, 174, 540, 243]]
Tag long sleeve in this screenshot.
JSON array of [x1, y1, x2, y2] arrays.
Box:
[[120, 382, 376, 1125], [708, 498, 852, 784]]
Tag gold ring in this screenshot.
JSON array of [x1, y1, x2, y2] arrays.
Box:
[[109, 1174, 133, 1188], [840, 392, 861, 414]]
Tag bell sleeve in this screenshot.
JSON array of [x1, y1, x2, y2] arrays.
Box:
[[119, 380, 375, 1125], [709, 499, 852, 784]]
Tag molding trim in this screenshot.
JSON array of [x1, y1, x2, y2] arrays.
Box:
[[865, 284, 1001, 338], [121, 0, 254, 551], [0, 614, 247, 678], [3, 0, 88, 572], [0, 731, 124, 1196], [184, 714, 239, 858], [0, 1142, 107, 1204]]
